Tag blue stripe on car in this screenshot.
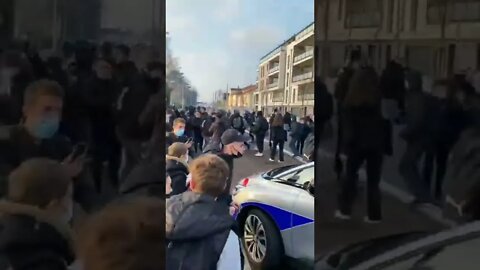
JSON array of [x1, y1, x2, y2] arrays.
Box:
[[239, 202, 313, 231]]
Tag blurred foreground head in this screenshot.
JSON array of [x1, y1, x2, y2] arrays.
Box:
[[7, 158, 73, 223], [76, 198, 165, 270]]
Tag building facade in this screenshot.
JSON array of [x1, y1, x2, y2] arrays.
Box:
[[257, 43, 289, 114], [256, 22, 315, 116], [286, 23, 314, 116], [316, 0, 480, 92], [227, 85, 257, 112]]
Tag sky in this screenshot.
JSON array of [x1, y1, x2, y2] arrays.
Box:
[[166, 0, 314, 102]]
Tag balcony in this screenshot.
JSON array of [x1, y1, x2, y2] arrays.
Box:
[[292, 71, 313, 83], [298, 93, 315, 101], [269, 65, 280, 74], [268, 82, 279, 89], [293, 49, 314, 64], [272, 95, 284, 102]]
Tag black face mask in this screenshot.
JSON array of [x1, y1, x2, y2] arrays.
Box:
[[232, 153, 243, 158]]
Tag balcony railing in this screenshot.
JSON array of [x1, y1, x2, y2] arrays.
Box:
[[272, 95, 284, 102], [292, 71, 313, 83], [269, 65, 280, 74], [296, 23, 314, 41], [298, 93, 315, 101], [294, 49, 314, 64], [268, 82, 278, 89]]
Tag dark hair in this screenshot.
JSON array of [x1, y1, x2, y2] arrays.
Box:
[[271, 113, 283, 127], [257, 111, 263, 117], [344, 67, 380, 107]]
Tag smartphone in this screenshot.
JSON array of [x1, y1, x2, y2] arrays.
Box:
[[71, 143, 88, 160]]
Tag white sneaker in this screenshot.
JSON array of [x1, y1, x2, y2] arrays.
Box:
[[334, 210, 351, 220], [363, 217, 382, 224], [255, 152, 264, 157], [269, 158, 275, 162], [278, 160, 284, 163]]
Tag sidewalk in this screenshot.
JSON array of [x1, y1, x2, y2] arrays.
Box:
[[314, 152, 446, 258]]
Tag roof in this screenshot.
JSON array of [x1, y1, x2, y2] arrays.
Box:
[[229, 84, 257, 94], [259, 21, 314, 62]]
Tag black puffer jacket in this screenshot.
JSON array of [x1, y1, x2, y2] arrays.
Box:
[[0, 201, 74, 270], [342, 105, 386, 153], [120, 158, 165, 198], [270, 126, 286, 142], [166, 156, 189, 196]]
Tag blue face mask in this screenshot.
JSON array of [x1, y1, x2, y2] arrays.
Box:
[[33, 117, 59, 139], [174, 128, 185, 137]]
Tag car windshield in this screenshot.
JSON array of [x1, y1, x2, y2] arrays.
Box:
[[277, 166, 314, 187], [265, 165, 297, 178]]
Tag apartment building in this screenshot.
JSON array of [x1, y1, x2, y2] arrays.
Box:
[[286, 23, 315, 116], [317, 0, 480, 92], [257, 42, 290, 114], [256, 22, 315, 116]]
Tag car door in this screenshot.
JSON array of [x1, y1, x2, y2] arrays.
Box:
[[288, 166, 315, 261]]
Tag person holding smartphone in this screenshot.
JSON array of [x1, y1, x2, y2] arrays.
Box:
[[165, 118, 193, 154]]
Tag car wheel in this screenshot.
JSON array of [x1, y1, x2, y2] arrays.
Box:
[[242, 209, 284, 270]]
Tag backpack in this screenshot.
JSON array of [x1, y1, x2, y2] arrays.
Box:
[[232, 116, 244, 130]]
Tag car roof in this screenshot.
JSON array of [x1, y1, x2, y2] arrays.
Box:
[[275, 161, 314, 178], [354, 220, 480, 269]]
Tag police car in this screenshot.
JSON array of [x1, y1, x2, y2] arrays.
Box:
[[233, 162, 314, 269]]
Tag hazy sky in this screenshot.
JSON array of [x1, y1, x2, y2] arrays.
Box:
[[166, 0, 314, 102]]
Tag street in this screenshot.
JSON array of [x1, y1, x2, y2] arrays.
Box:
[[314, 120, 449, 259]]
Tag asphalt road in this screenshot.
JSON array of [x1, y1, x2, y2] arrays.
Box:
[[314, 151, 446, 259]]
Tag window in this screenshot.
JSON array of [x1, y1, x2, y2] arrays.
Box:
[[399, 0, 406, 31], [286, 72, 289, 86], [338, 0, 344, 20], [426, 0, 444, 25], [450, 0, 480, 22], [279, 166, 314, 186], [387, 0, 394, 32], [345, 0, 382, 28], [411, 0, 419, 30], [287, 55, 290, 69]]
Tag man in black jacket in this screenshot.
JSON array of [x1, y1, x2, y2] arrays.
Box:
[[113, 44, 138, 87], [82, 59, 121, 193], [203, 129, 247, 206], [251, 111, 268, 156]]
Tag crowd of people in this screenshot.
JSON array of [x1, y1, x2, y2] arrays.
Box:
[[0, 41, 171, 269], [165, 106, 316, 162], [330, 50, 480, 224]]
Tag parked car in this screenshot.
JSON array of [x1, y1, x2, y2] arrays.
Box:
[[233, 162, 315, 270], [316, 220, 480, 270]]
